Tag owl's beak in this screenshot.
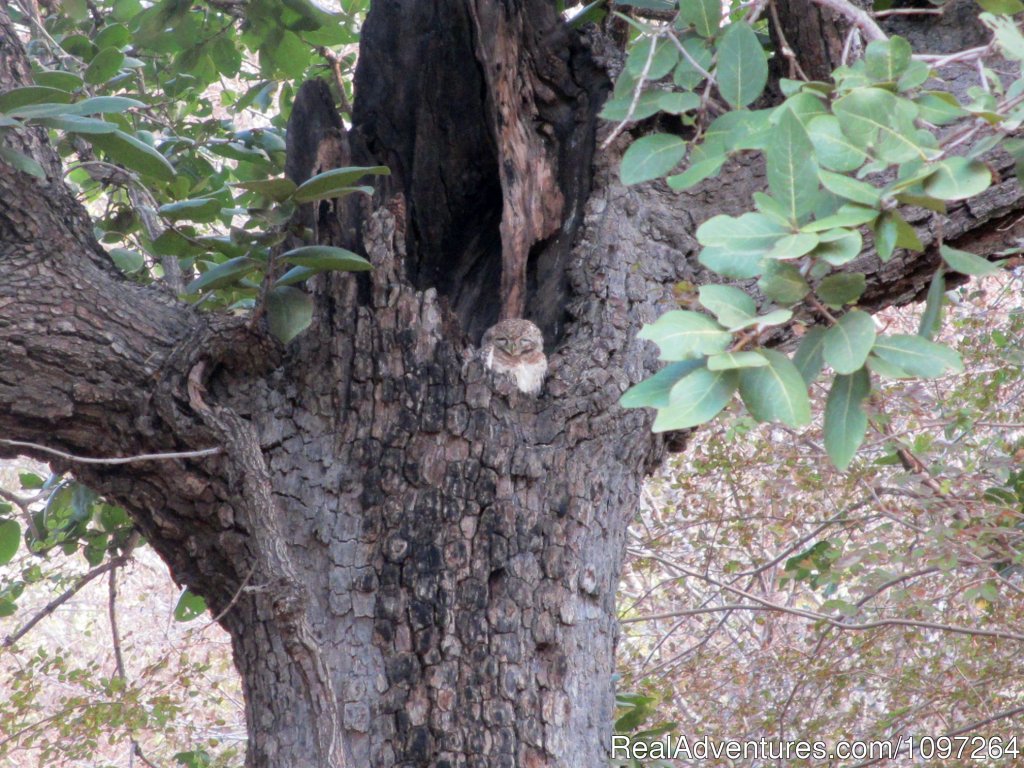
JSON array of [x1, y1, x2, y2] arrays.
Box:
[[509, 341, 518, 354]]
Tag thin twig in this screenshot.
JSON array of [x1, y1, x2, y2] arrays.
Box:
[[601, 29, 660, 150], [873, 7, 943, 16], [810, 0, 887, 42], [4, 551, 132, 647], [108, 565, 126, 678], [197, 561, 258, 631], [768, 0, 809, 81], [844, 703, 1024, 768], [0, 438, 221, 465]]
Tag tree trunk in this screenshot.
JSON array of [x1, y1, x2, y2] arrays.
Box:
[[2, 3, 1023, 767]]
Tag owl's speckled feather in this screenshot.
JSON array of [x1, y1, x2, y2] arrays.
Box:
[[481, 319, 547, 395]]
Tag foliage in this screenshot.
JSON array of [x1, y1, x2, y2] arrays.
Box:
[[0, 0, 383, 344], [619, 272, 1024, 764], [615, 0, 1024, 469]]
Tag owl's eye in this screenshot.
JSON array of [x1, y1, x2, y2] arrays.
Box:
[[520, 341, 535, 352]]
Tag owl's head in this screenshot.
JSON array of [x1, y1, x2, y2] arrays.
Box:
[[482, 319, 544, 357]]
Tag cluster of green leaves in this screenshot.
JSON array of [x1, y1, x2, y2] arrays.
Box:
[[0, 642, 241, 767], [0, 0, 384, 344], [619, 287, 1024, 758], [0, 472, 134, 617], [611, 689, 677, 767], [618, 1, 1024, 469]]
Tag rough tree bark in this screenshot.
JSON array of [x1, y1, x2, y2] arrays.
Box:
[[1, 2, 1023, 767]]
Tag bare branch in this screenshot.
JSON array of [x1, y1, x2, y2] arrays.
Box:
[[810, 0, 887, 43], [0, 438, 221, 465]]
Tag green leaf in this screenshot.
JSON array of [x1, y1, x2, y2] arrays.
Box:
[[0, 86, 72, 113], [697, 284, 755, 327], [274, 265, 318, 287], [620, 360, 704, 408], [873, 211, 897, 261], [32, 70, 85, 92], [657, 91, 702, 115], [158, 197, 222, 223], [824, 368, 870, 470], [0, 145, 46, 179], [108, 247, 145, 273], [652, 366, 738, 431], [36, 115, 118, 134], [89, 130, 176, 183], [767, 109, 818, 222], [707, 351, 768, 370], [637, 310, 731, 360], [9, 95, 144, 119], [716, 22, 768, 108], [915, 92, 968, 126], [696, 212, 789, 278], [0, 519, 20, 566], [620, 133, 687, 185], [823, 309, 876, 374], [864, 36, 912, 82], [810, 229, 863, 266], [833, 88, 929, 164], [186, 256, 259, 294], [267, 285, 314, 345], [817, 273, 866, 307], [766, 232, 819, 260], [173, 588, 208, 622], [279, 245, 372, 272], [978, 0, 1024, 12], [666, 153, 726, 191], [867, 354, 911, 379], [737, 350, 811, 427], [600, 92, 667, 123], [626, 37, 679, 80], [84, 47, 126, 85], [94, 22, 132, 49], [758, 261, 809, 304], [923, 158, 992, 201], [896, 60, 932, 92], [232, 178, 298, 202], [673, 36, 713, 89], [807, 115, 870, 173], [939, 244, 999, 276], [293, 165, 389, 203], [679, 0, 720, 37], [872, 334, 964, 378], [19, 472, 44, 489], [793, 326, 828, 384], [918, 268, 944, 340], [983, 11, 1024, 62], [802, 205, 877, 232], [818, 169, 881, 207]]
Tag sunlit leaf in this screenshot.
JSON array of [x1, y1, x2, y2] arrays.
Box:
[[173, 588, 208, 622], [637, 310, 731, 360], [293, 165, 389, 203], [620, 360, 704, 408]]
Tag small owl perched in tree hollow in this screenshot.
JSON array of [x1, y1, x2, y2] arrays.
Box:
[[481, 319, 547, 395]]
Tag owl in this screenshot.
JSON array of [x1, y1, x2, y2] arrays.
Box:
[[481, 319, 547, 395]]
